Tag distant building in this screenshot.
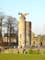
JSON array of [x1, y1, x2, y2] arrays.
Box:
[[3, 33, 18, 47], [31, 33, 43, 47]]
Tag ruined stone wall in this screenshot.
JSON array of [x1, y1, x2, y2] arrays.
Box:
[[26, 21, 31, 47]]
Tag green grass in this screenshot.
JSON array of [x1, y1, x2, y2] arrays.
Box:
[[0, 54, 45, 60]]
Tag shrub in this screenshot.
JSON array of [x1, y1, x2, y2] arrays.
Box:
[[28, 48, 33, 54], [28, 48, 40, 54], [36, 49, 40, 54]]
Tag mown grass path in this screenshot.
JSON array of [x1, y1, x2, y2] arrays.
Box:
[[0, 54, 45, 60]]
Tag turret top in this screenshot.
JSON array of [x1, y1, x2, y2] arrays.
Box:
[[18, 13, 29, 19]]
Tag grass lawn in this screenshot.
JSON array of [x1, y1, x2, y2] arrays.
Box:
[[0, 54, 45, 60]]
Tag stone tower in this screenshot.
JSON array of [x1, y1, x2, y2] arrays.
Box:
[[26, 21, 31, 48], [18, 13, 26, 48]]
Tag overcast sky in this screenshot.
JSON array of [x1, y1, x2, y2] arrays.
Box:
[[0, 0, 45, 35]]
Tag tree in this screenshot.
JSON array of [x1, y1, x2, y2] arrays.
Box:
[[3, 16, 18, 47], [0, 12, 5, 44]]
